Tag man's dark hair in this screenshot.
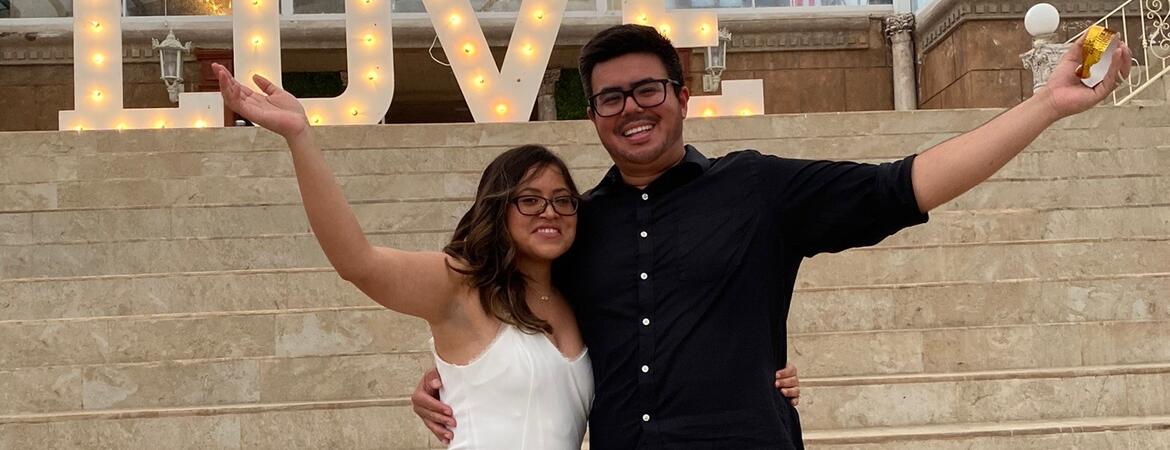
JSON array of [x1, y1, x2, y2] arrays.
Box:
[[578, 24, 684, 98]]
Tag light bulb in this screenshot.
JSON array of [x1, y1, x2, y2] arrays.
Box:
[[364, 34, 375, 45], [702, 108, 715, 117], [252, 0, 260, 5], [90, 21, 102, 31], [659, 24, 671, 36], [496, 103, 508, 115], [252, 36, 263, 46], [115, 122, 127, 131], [474, 75, 486, 87], [350, 108, 360, 117], [92, 54, 105, 65], [700, 24, 710, 33], [638, 14, 648, 24], [92, 90, 103, 101], [462, 43, 475, 55], [194, 119, 207, 128], [311, 115, 323, 125], [155, 120, 167, 129], [738, 109, 752, 116], [1025, 3, 1061, 36], [449, 14, 461, 26], [534, 10, 545, 20], [367, 70, 378, 81], [74, 125, 85, 132], [523, 44, 535, 56]]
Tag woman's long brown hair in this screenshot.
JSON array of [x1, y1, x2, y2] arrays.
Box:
[[443, 145, 580, 334]]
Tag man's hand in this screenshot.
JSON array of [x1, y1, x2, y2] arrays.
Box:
[[1040, 35, 1133, 120], [775, 362, 801, 406], [411, 368, 456, 445]]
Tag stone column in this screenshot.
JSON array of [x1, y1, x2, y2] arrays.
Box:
[[884, 13, 918, 111], [1021, 39, 1072, 93], [536, 69, 561, 121]]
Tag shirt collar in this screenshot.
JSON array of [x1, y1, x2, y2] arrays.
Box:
[[590, 145, 710, 198]]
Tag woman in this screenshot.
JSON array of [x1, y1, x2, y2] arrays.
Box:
[[212, 64, 799, 449]]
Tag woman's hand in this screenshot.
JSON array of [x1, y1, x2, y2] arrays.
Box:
[[212, 63, 309, 140]]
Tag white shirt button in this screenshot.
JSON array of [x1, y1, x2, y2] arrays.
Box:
[[642, 318, 650, 326], [642, 414, 651, 422], [639, 272, 649, 280], [641, 365, 650, 373], [640, 231, 648, 238], [641, 193, 649, 201]]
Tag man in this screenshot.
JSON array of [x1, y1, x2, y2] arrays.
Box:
[[413, 24, 1130, 448]]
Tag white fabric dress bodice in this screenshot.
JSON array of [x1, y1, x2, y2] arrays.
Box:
[[432, 325, 594, 450]]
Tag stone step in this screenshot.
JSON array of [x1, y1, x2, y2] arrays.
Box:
[[0, 399, 437, 449], [788, 273, 1170, 333], [4, 268, 1167, 328], [3, 296, 1167, 376], [0, 351, 432, 415], [5, 231, 1166, 285], [1, 195, 1167, 247], [799, 364, 1170, 430], [3, 164, 1167, 212], [1, 105, 1165, 158], [805, 415, 1170, 449], [790, 318, 1170, 378], [1, 134, 1165, 185]]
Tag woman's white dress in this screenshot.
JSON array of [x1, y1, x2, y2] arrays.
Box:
[[432, 325, 594, 449]]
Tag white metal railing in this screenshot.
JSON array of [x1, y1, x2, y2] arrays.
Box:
[[1066, 0, 1170, 105]]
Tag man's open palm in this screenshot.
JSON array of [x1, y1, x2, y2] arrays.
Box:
[[1043, 35, 1133, 118], [213, 63, 308, 138]]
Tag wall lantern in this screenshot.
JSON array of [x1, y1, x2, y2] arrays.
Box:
[[702, 28, 731, 93], [151, 30, 193, 103]]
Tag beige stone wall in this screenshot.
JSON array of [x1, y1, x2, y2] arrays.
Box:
[[918, 19, 1033, 110], [691, 18, 895, 114], [0, 62, 199, 132]]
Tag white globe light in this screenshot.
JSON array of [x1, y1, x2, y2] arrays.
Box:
[[1025, 3, 1061, 37]]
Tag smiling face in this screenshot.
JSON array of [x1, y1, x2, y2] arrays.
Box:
[[587, 52, 690, 173], [506, 165, 578, 266]]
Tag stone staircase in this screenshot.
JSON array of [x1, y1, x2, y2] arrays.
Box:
[[1, 105, 1168, 449]]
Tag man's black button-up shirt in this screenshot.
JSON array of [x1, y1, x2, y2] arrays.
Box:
[[555, 146, 928, 449]]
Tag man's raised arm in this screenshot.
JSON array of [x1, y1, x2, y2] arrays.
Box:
[[911, 37, 1132, 212]]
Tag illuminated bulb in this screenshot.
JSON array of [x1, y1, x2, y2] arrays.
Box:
[[74, 125, 85, 132], [364, 0, 372, 3], [311, 115, 323, 125], [448, 14, 461, 26], [523, 44, 535, 56], [702, 108, 715, 117], [363, 34, 375, 45], [350, 108, 360, 117], [252, 36, 263, 46], [90, 21, 102, 31], [92, 90, 103, 101], [155, 120, 167, 129], [700, 24, 710, 33], [474, 76, 486, 87], [367, 70, 378, 81], [739, 109, 752, 116], [252, 0, 260, 5], [638, 14, 648, 24], [496, 104, 508, 115], [659, 24, 671, 36], [194, 119, 207, 128], [462, 43, 475, 55], [92, 53, 105, 65], [534, 10, 545, 20]]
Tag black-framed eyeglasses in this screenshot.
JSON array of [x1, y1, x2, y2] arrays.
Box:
[[512, 195, 580, 216], [588, 79, 681, 118]]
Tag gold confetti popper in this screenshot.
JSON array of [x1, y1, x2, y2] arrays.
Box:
[[1079, 25, 1120, 87]]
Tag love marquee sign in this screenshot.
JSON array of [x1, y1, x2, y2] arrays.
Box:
[[60, 0, 764, 131]]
